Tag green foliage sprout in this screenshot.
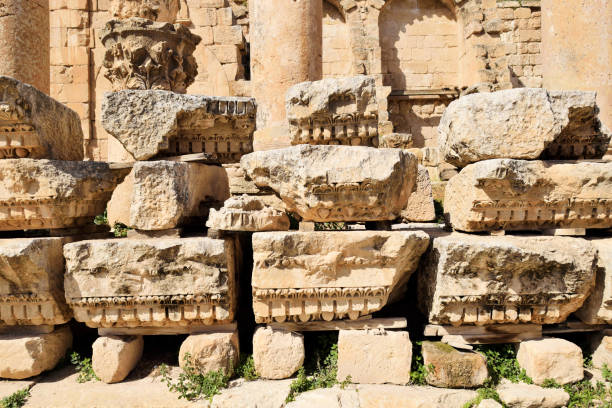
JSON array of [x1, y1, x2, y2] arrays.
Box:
[[160, 353, 229, 402], [235, 354, 259, 381], [70, 352, 99, 383], [1, 388, 30, 408], [94, 209, 130, 237]]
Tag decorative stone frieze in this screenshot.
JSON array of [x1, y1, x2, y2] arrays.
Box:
[[575, 238, 612, 325], [379, 133, 413, 149], [206, 195, 290, 232], [110, 0, 179, 22]]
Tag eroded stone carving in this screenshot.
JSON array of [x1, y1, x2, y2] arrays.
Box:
[[252, 231, 430, 323], [101, 18, 201, 93], [110, 0, 180, 22], [64, 237, 236, 328], [379, 133, 413, 149], [0, 76, 83, 161], [575, 239, 612, 325], [445, 159, 612, 232], [402, 165, 435, 222], [102, 90, 255, 161], [240, 145, 417, 222], [419, 233, 597, 326], [206, 195, 290, 232], [286, 76, 379, 147]]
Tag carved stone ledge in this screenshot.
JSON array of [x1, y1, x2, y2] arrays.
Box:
[[206, 195, 290, 232]]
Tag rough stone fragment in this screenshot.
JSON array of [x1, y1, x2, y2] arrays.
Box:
[[402, 165, 435, 222], [92, 335, 144, 384], [0, 326, 72, 379], [0, 159, 128, 232], [64, 237, 236, 328], [439, 89, 610, 167], [575, 239, 612, 324], [379, 133, 413, 149], [107, 161, 229, 230], [421, 341, 488, 388], [253, 231, 429, 323], [206, 195, 290, 232], [477, 400, 502, 408], [0, 76, 83, 161], [0, 238, 71, 326], [419, 233, 597, 326], [445, 159, 612, 232], [517, 338, 583, 385], [102, 90, 255, 161], [179, 330, 239, 375], [286, 388, 360, 408], [211, 379, 292, 408], [497, 381, 570, 408], [241, 145, 418, 222], [252, 326, 304, 380], [337, 329, 412, 385], [286, 76, 379, 147], [591, 335, 612, 370], [110, 0, 179, 22], [357, 384, 477, 408]]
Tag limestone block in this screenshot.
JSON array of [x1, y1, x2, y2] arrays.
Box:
[[252, 231, 429, 323], [357, 384, 477, 408], [477, 400, 502, 408], [64, 237, 236, 328], [575, 239, 612, 324], [421, 342, 488, 388], [286, 388, 360, 408], [517, 338, 583, 385], [110, 0, 179, 22], [0, 238, 71, 326], [241, 145, 418, 222], [497, 381, 570, 408], [101, 18, 201, 93], [252, 326, 304, 380], [419, 233, 597, 326], [445, 159, 612, 232], [402, 165, 435, 222], [0, 326, 72, 379], [0, 77, 83, 160], [591, 335, 612, 370], [206, 195, 290, 232], [439, 89, 610, 167], [0, 159, 129, 231], [102, 90, 256, 161], [337, 329, 411, 385], [107, 161, 229, 230], [211, 379, 292, 408], [92, 335, 144, 384], [179, 330, 239, 375], [286, 76, 379, 147]]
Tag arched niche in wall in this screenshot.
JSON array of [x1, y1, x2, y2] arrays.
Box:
[[322, 0, 352, 78]]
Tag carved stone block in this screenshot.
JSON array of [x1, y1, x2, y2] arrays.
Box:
[[252, 231, 430, 323], [102, 90, 256, 162], [445, 159, 612, 232], [402, 165, 435, 222], [0, 238, 71, 327], [575, 238, 612, 324], [110, 0, 179, 22], [64, 237, 236, 328], [0, 76, 83, 161], [286, 76, 379, 147], [419, 233, 597, 326], [241, 145, 418, 222], [0, 159, 129, 231], [206, 195, 290, 232]]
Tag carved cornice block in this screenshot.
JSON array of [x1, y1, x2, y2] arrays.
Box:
[[206, 195, 290, 232]]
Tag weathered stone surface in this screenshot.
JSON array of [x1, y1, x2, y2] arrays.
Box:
[[379, 133, 413, 149], [110, 0, 179, 22], [241, 145, 418, 222], [286, 388, 360, 408], [591, 335, 612, 370], [576, 239, 612, 324], [107, 161, 229, 230], [497, 381, 570, 408], [0, 326, 72, 379], [0, 159, 128, 231], [0, 77, 83, 161], [102, 91, 256, 162], [402, 165, 435, 222], [286, 76, 379, 147], [357, 384, 477, 408], [64, 237, 236, 328], [211, 379, 292, 408], [179, 330, 239, 375], [0, 238, 71, 327], [101, 18, 200, 93], [206, 195, 290, 232], [92, 335, 144, 384], [445, 159, 612, 232], [253, 231, 429, 323], [419, 233, 597, 326], [439, 89, 610, 167], [477, 400, 502, 408], [517, 338, 583, 385], [337, 329, 412, 385], [421, 341, 488, 388], [252, 326, 304, 380]]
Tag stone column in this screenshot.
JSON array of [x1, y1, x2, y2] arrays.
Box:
[[0, 0, 50, 93], [250, 0, 323, 150]]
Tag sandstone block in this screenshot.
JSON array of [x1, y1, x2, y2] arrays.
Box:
[[0, 76, 83, 160], [252, 326, 304, 380], [419, 233, 597, 326], [357, 384, 477, 408], [206, 195, 289, 232], [0, 326, 72, 379], [107, 161, 229, 230], [517, 338, 583, 385], [402, 165, 435, 222], [591, 335, 612, 370], [252, 231, 429, 323], [179, 330, 239, 375], [102, 90, 256, 162], [497, 381, 570, 408], [64, 237, 236, 328], [337, 329, 412, 385], [241, 145, 418, 222], [575, 239, 612, 324], [445, 159, 612, 232], [421, 341, 488, 388], [92, 335, 144, 384]]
